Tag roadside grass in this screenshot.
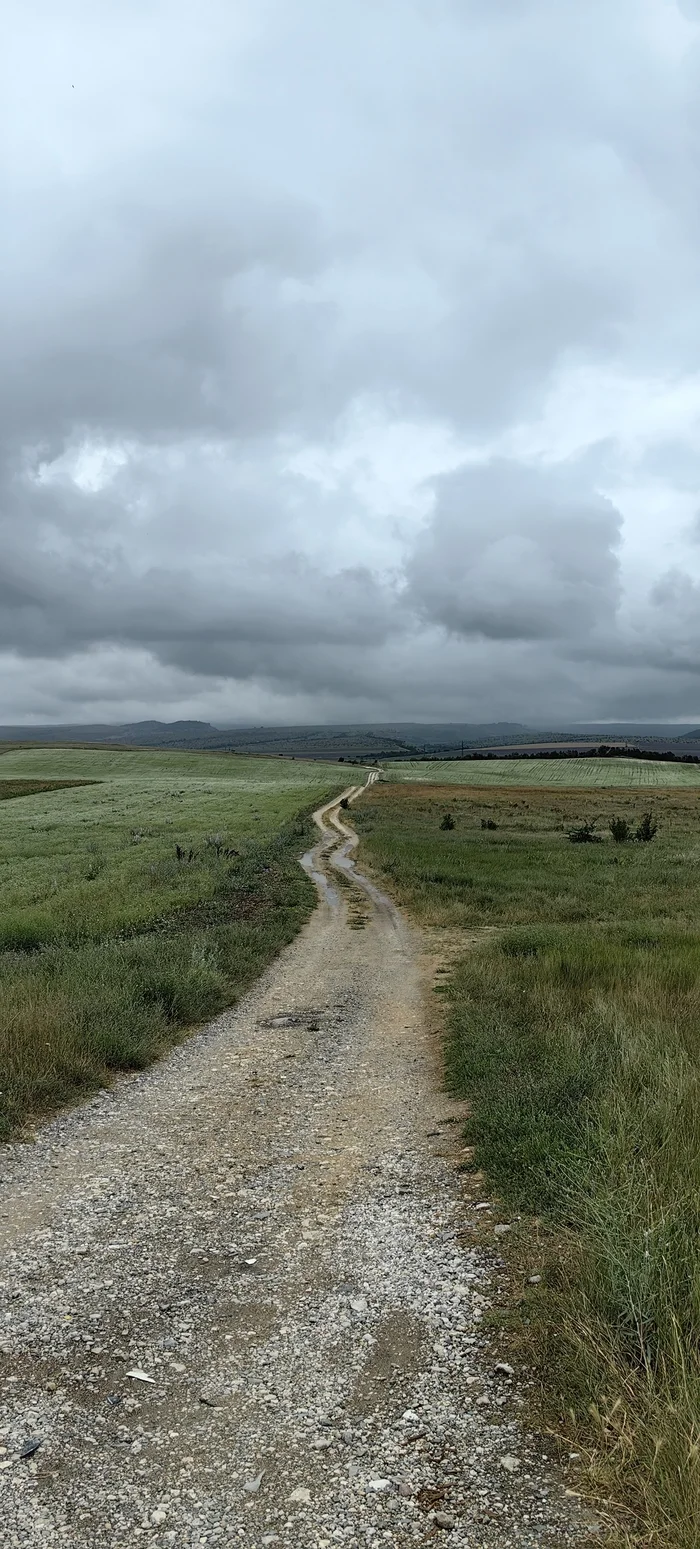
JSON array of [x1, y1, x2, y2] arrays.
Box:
[[0, 749, 339, 1139], [354, 783, 700, 928], [386, 757, 700, 788], [356, 782, 700, 1548]]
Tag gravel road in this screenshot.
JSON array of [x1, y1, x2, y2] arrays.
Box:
[[0, 784, 601, 1549]]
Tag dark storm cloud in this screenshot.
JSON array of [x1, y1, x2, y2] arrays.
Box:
[[4, 0, 700, 723]]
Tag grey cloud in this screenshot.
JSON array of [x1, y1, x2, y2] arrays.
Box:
[[3, 0, 700, 724], [0, 492, 401, 664], [406, 462, 622, 643], [2, 199, 335, 445], [7, 0, 688, 456]]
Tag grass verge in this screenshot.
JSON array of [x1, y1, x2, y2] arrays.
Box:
[[0, 811, 319, 1141], [357, 782, 700, 1547]]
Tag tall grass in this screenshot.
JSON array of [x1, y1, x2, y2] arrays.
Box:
[[0, 817, 319, 1140], [445, 927, 700, 1544], [358, 783, 700, 1546]]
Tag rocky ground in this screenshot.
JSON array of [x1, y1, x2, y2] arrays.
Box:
[[0, 789, 601, 1548]]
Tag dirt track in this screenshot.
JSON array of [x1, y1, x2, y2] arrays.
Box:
[[0, 785, 598, 1548]]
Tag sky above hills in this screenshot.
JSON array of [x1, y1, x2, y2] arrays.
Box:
[[5, 0, 700, 725]]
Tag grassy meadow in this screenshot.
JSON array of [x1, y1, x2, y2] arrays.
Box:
[[355, 778, 700, 1548], [0, 747, 340, 1139], [386, 756, 700, 787]]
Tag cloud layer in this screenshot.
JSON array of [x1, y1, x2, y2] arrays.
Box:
[[5, 0, 700, 724]]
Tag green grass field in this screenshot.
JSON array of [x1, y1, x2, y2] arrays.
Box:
[[355, 781, 700, 1548], [0, 748, 340, 1139], [357, 782, 700, 928], [386, 756, 700, 786], [0, 747, 338, 949]]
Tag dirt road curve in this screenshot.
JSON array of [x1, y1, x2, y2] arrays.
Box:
[[0, 785, 599, 1549]]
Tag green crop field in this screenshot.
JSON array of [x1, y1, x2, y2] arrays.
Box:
[[385, 756, 700, 786], [355, 780, 700, 1548], [0, 747, 342, 1140]]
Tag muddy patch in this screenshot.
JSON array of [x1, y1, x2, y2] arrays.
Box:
[[348, 1308, 428, 1416]]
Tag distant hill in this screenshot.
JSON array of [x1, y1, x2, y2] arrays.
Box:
[[1, 719, 699, 761], [0, 720, 227, 750], [0, 720, 530, 759]]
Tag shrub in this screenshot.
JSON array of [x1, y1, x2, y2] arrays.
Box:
[[609, 816, 632, 843], [440, 812, 456, 830], [568, 820, 602, 844], [636, 811, 658, 842], [481, 818, 498, 830]]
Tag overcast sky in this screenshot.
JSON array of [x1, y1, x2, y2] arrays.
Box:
[[5, 0, 700, 726]]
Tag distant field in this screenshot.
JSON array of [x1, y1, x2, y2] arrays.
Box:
[[0, 748, 341, 1139], [0, 747, 339, 947], [385, 756, 700, 787]]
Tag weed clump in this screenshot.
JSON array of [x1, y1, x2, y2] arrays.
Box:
[[440, 812, 456, 830], [636, 810, 658, 842], [568, 819, 602, 844], [609, 815, 632, 842]]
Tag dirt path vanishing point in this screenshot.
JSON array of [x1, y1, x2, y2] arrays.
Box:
[[0, 782, 601, 1549]]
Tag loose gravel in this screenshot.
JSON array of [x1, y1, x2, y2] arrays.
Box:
[[0, 790, 602, 1548]]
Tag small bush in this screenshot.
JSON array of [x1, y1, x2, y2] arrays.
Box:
[[440, 812, 456, 830], [481, 818, 498, 830], [609, 816, 632, 843], [568, 820, 602, 844], [636, 811, 658, 842]]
